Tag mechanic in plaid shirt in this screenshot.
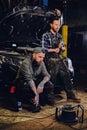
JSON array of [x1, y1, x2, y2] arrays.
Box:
[[41, 15, 81, 103]]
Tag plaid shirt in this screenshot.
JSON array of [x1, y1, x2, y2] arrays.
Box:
[[42, 31, 65, 52]]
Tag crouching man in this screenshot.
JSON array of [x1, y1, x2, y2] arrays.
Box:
[[15, 47, 54, 112]]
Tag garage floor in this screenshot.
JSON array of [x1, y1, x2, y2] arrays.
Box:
[[0, 71, 87, 130]]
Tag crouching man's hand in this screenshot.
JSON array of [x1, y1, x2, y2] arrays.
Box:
[[34, 94, 39, 105], [37, 86, 44, 94]]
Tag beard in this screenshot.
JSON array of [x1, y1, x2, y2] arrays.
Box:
[[52, 27, 58, 34], [32, 60, 41, 66]]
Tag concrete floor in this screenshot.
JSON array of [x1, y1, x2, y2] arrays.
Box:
[[0, 71, 87, 130]]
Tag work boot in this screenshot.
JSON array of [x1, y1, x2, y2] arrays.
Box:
[[67, 91, 81, 103], [31, 104, 41, 113]]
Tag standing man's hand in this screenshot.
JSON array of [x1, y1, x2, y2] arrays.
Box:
[[54, 48, 60, 53], [58, 43, 62, 49]]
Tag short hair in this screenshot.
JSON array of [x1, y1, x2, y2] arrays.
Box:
[[49, 16, 61, 24]]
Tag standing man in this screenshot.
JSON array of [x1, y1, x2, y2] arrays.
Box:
[[15, 47, 54, 112], [41, 16, 81, 103]]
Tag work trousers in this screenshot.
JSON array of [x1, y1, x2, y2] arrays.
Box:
[[45, 54, 75, 99], [14, 78, 54, 105]]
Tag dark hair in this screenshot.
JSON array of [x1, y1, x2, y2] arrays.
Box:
[[49, 16, 61, 24]]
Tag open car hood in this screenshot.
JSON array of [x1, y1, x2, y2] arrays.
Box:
[[0, 5, 58, 50]]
